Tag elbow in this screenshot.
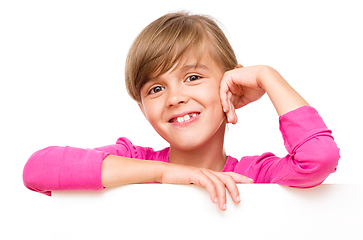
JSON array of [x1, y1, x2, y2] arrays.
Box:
[[312, 144, 340, 185], [322, 144, 340, 171], [292, 138, 340, 188], [317, 137, 340, 172], [23, 146, 59, 196], [23, 146, 106, 194]]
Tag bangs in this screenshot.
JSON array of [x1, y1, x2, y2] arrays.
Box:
[[135, 19, 207, 92], [125, 12, 238, 103]]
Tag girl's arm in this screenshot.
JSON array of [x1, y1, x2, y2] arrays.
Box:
[[24, 145, 251, 211], [234, 106, 340, 187], [102, 155, 252, 211], [219, 65, 339, 187], [257, 66, 309, 116], [220, 65, 309, 123]]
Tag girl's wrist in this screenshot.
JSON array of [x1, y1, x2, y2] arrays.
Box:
[[155, 161, 168, 183], [257, 65, 280, 91], [257, 65, 309, 116]]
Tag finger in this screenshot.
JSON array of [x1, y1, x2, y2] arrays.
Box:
[[225, 92, 233, 123], [220, 73, 242, 113], [202, 170, 228, 211], [223, 172, 254, 184], [220, 79, 230, 113], [234, 96, 247, 110], [215, 173, 241, 204], [227, 97, 238, 124], [225, 76, 244, 96], [190, 172, 218, 204], [230, 99, 238, 124]]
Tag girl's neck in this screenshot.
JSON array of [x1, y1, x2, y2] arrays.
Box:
[[168, 123, 227, 172]]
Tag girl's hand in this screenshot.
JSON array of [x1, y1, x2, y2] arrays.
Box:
[[219, 65, 266, 124], [159, 163, 253, 211], [221, 65, 309, 120]]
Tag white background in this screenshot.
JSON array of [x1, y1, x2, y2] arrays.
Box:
[[1, 0, 362, 238]]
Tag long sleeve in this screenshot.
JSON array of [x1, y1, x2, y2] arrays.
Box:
[[23, 138, 168, 195], [234, 106, 340, 188], [23, 146, 109, 196]]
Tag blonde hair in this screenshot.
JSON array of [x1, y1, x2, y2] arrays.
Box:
[[125, 12, 238, 103]]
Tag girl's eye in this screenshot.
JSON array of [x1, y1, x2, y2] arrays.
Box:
[[148, 86, 165, 94], [185, 75, 201, 82]]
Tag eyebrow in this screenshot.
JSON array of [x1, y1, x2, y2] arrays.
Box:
[[179, 64, 211, 72]]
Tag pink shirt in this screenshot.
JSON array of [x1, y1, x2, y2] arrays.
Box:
[[23, 106, 340, 196]]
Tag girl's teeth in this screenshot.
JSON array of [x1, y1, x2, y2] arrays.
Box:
[[176, 114, 195, 123]]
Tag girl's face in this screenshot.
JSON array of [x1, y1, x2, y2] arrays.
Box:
[[139, 52, 226, 151]]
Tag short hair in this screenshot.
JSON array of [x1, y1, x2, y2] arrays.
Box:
[[125, 12, 238, 103]]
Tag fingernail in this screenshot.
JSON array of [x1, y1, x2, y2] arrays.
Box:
[[237, 196, 241, 202], [223, 204, 227, 210], [214, 197, 218, 203]]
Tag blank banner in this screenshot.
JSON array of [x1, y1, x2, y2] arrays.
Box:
[[52, 184, 363, 239]]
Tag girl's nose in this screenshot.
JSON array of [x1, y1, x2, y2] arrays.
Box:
[[166, 87, 189, 107]]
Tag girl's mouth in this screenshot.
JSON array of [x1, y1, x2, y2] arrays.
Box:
[[169, 112, 200, 123]]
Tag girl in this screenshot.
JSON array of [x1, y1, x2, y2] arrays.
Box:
[[23, 12, 340, 211]]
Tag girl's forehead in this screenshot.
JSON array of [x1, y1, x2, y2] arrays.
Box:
[[150, 51, 218, 80]]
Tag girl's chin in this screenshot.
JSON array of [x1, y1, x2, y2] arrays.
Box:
[[169, 140, 205, 151], [161, 116, 226, 151]]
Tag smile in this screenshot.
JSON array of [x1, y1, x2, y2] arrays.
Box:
[[169, 112, 200, 123]]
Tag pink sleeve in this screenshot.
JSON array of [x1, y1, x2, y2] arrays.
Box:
[[23, 138, 157, 196], [234, 106, 340, 188], [94, 137, 154, 160], [23, 146, 109, 196]]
